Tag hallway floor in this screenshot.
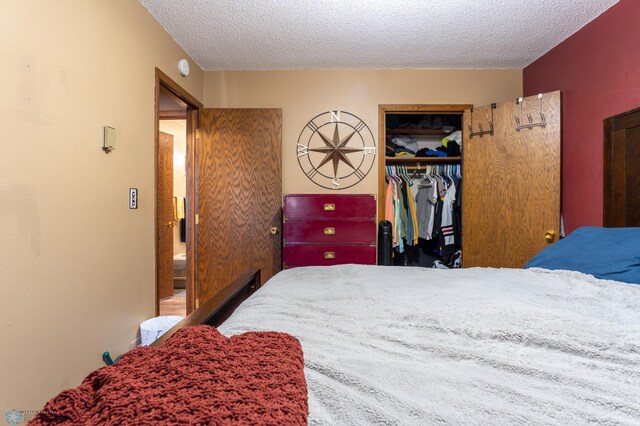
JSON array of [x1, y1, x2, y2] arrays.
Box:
[[159, 289, 186, 317]]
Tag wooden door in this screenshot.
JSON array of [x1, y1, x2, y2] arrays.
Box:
[[462, 91, 561, 268], [604, 106, 640, 227], [157, 131, 175, 300], [196, 109, 282, 306]]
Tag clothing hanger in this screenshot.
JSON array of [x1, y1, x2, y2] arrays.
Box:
[[435, 165, 444, 185], [418, 165, 433, 188], [386, 166, 396, 185], [424, 166, 435, 184], [421, 165, 429, 181], [397, 166, 405, 184], [444, 165, 452, 186], [392, 166, 401, 184], [435, 165, 449, 189], [388, 166, 402, 185], [446, 165, 453, 186], [401, 166, 413, 186]]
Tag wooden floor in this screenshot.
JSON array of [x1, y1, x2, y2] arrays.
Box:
[[159, 289, 186, 317]]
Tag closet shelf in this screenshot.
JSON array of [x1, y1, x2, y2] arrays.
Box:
[[386, 156, 461, 164], [386, 128, 451, 136]]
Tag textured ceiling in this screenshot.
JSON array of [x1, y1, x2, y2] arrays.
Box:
[[139, 0, 618, 71]]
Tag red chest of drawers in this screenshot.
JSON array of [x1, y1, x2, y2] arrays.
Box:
[[283, 194, 376, 268]]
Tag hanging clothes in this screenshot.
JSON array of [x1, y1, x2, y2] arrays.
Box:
[[439, 181, 456, 255], [385, 179, 395, 247], [416, 175, 438, 241], [398, 180, 408, 242], [400, 178, 413, 243], [386, 165, 462, 259], [407, 188, 419, 246], [452, 177, 462, 248], [393, 180, 404, 253]]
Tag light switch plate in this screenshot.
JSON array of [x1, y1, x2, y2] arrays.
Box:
[[129, 188, 138, 209]]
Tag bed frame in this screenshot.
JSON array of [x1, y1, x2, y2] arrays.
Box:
[[151, 268, 261, 347]]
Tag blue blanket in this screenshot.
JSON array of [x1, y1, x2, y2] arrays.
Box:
[[526, 226, 640, 284]]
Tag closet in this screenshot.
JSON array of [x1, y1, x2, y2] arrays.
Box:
[[379, 105, 468, 268], [378, 92, 561, 268]]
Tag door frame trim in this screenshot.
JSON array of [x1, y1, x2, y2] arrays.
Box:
[[155, 68, 203, 315]]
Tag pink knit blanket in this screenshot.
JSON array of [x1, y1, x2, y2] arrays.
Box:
[[30, 326, 308, 425]]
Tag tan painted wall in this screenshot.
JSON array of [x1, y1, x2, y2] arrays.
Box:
[[0, 1, 203, 410], [203, 69, 522, 195]]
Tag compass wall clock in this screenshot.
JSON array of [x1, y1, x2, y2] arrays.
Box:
[[296, 110, 376, 190]]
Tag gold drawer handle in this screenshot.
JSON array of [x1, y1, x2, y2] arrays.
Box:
[[545, 230, 556, 242], [324, 227, 335, 235], [324, 251, 336, 259], [324, 203, 336, 211]]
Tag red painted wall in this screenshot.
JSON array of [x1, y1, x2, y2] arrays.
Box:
[[523, 0, 640, 233]]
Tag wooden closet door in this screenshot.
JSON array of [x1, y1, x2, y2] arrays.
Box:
[[196, 109, 282, 307], [462, 91, 561, 268], [157, 131, 175, 300]]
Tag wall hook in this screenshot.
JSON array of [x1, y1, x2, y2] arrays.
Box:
[[468, 103, 496, 138], [515, 94, 546, 131]]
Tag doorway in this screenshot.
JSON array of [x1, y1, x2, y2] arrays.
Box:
[[604, 105, 640, 226], [154, 69, 202, 316], [158, 116, 187, 315]]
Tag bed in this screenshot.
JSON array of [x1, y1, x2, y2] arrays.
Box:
[[218, 226, 640, 424], [217, 264, 640, 425], [34, 227, 640, 425]]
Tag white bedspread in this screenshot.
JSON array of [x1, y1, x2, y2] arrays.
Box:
[[218, 265, 640, 425]]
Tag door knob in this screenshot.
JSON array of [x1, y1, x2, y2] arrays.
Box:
[[270, 227, 279, 235], [544, 230, 556, 242], [167, 221, 175, 228]]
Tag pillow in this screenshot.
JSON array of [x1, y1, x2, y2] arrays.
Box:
[[525, 226, 640, 284]]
